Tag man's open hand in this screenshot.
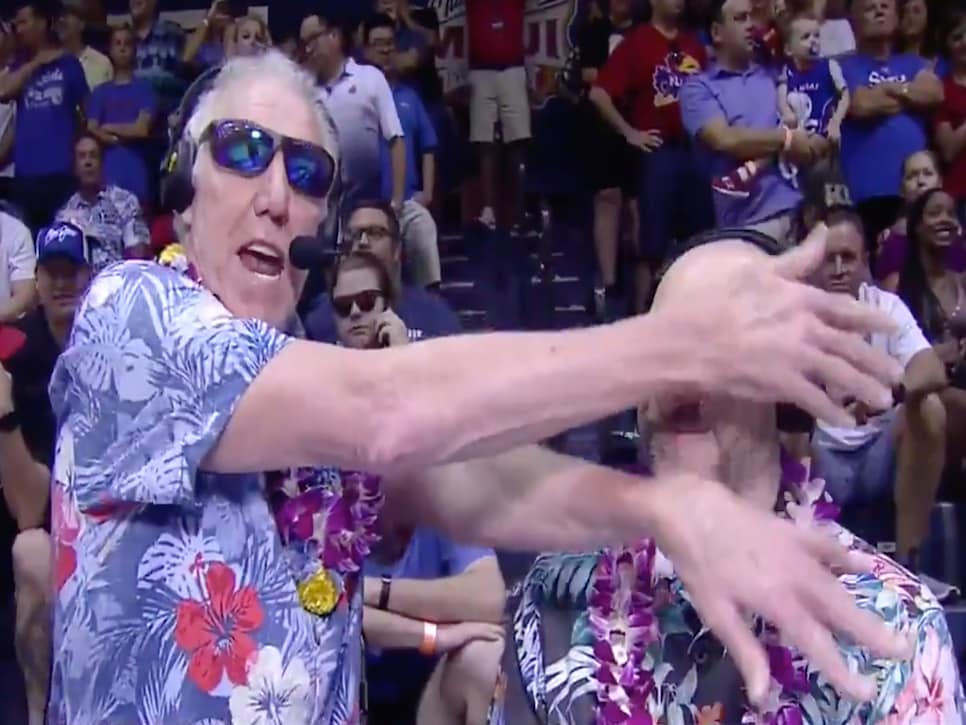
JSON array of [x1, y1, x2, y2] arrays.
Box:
[[668, 223, 902, 427], [649, 473, 911, 706]]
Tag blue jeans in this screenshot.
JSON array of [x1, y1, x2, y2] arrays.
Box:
[[636, 144, 714, 264], [811, 410, 899, 507]]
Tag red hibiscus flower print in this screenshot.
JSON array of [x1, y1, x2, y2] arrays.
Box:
[[51, 483, 79, 592], [174, 562, 265, 693]]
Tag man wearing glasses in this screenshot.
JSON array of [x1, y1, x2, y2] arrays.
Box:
[[48, 50, 914, 725], [304, 198, 461, 345], [299, 11, 406, 214]]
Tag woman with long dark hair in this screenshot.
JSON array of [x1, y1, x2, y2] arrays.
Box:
[[898, 0, 940, 65], [897, 187, 966, 465]]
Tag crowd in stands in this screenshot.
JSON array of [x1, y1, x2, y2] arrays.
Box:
[[0, 0, 963, 722]]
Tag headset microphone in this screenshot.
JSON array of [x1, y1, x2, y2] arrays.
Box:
[[288, 235, 341, 271]]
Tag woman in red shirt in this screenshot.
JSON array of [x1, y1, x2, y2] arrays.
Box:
[[936, 9, 966, 217]]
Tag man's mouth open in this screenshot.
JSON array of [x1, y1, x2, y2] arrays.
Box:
[[238, 242, 285, 278]]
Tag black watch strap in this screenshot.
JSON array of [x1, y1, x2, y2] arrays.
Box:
[[892, 383, 906, 406], [0, 409, 19, 433], [377, 575, 392, 610]]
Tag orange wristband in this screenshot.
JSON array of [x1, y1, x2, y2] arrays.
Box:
[[782, 126, 793, 152], [419, 621, 438, 656]]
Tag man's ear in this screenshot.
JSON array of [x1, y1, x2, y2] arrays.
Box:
[[174, 210, 193, 251]]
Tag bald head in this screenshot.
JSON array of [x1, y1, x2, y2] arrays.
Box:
[[652, 240, 771, 312], [643, 239, 780, 499]]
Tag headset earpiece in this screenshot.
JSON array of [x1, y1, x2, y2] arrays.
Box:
[[160, 137, 199, 214], [159, 66, 222, 214]]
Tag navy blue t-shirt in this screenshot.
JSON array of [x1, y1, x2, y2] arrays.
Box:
[[839, 52, 929, 202], [14, 54, 89, 177], [303, 285, 462, 343], [782, 58, 841, 135], [86, 79, 158, 202]]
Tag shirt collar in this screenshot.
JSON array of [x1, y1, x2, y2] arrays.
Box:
[[323, 58, 356, 92], [708, 61, 762, 79], [73, 187, 106, 207]]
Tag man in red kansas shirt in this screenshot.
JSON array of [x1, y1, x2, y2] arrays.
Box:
[[465, 0, 529, 231], [589, 0, 714, 311]]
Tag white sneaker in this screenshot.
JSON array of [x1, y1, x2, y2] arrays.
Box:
[[478, 206, 497, 230]]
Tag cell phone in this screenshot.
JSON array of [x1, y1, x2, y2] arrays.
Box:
[[226, 0, 248, 17]]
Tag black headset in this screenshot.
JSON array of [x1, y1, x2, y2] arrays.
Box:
[[159, 66, 222, 214], [652, 228, 816, 435]]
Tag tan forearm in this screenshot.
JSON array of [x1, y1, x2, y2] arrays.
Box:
[[208, 311, 702, 475], [897, 75, 943, 112], [420, 153, 435, 197], [0, 430, 50, 531], [777, 83, 793, 118], [365, 563, 505, 624], [703, 125, 786, 161], [0, 283, 36, 323], [399, 444, 660, 552], [903, 349, 947, 400], [936, 122, 966, 164], [849, 86, 902, 119], [363, 606, 425, 649], [390, 137, 406, 203], [102, 118, 150, 140], [828, 89, 850, 129], [0, 121, 12, 168], [588, 86, 634, 138], [181, 21, 209, 64]]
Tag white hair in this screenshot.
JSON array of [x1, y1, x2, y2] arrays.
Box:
[[184, 49, 340, 170]]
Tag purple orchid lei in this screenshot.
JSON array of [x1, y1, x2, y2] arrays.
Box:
[[158, 246, 385, 609], [589, 453, 839, 725]]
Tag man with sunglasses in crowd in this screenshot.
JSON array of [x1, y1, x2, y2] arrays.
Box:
[[304, 198, 460, 344], [48, 51, 917, 725]]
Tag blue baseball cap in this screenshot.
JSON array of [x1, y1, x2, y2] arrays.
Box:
[[36, 222, 91, 267]]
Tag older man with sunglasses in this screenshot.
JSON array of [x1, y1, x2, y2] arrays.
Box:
[[48, 51, 911, 725]]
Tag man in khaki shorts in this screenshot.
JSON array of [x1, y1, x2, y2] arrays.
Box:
[[466, 0, 530, 231]]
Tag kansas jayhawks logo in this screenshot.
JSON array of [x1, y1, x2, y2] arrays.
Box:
[[653, 51, 702, 107]]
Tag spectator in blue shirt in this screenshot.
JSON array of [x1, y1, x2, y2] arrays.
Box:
[[86, 25, 157, 205], [363, 524, 505, 725], [1, 2, 89, 232], [364, 13, 441, 289], [130, 0, 185, 116], [304, 199, 461, 344], [839, 0, 942, 247], [680, 0, 815, 246]]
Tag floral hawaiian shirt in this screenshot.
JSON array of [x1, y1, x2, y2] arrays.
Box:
[[56, 185, 150, 272], [47, 261, 382, 725], [490, 455, 966, 725]]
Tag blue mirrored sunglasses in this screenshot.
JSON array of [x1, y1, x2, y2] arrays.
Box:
[[201, 119, 336, 199]]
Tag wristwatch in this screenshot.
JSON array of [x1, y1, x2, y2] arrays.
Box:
[[377, 575, 392, 610], [0, 409, 19, 433], [892, 383, 906, 406]]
